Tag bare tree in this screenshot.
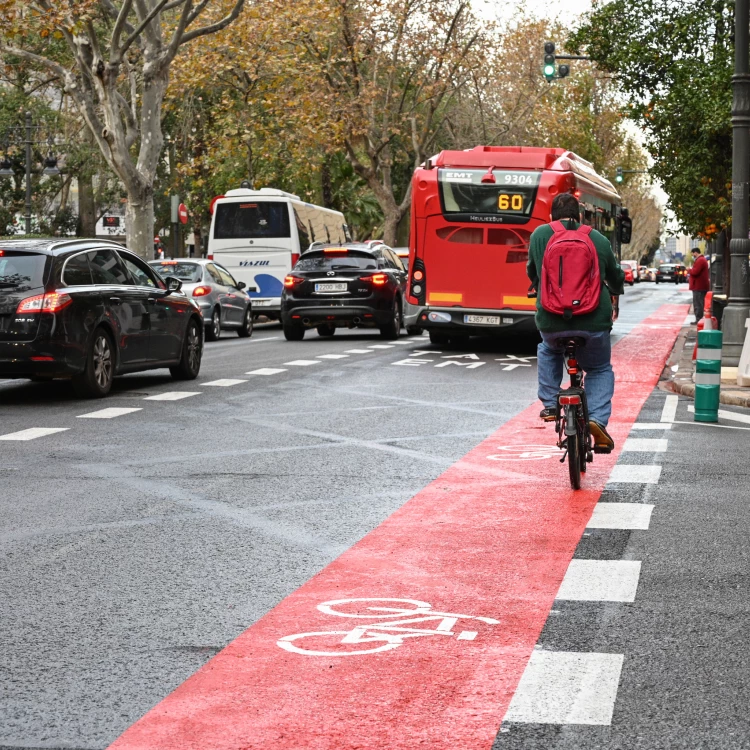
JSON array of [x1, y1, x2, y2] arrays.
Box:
[[0, 0, 245, 256]]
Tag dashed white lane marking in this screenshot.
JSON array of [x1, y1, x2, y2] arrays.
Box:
[[504, 650, 624, 725], [630, 422, 672, 430], [556, 560, 641, 602], [77, 407, 142, 419], [368, 344, 395, 349], [144, 391, 201, 401], [587, 503, 654, 530], [622, 437, 668, 452], [317, 354, 349, 360], [608, 465, 662, 484], [246, 368, 288, 376], [688, 404, 750, 425], [0, 427, 69, 441], [344, 349, 373, 354], [661, 394, 678, 423], [392, 340, 415, 345], [203, 379, 248, 387], [284, 360, 321, 366]]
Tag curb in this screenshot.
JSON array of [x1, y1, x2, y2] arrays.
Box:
[[670, 378, 750, 408]]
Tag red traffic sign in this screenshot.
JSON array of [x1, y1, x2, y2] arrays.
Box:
[[178, 203, 189, 225], [209, 195, 224, 215]]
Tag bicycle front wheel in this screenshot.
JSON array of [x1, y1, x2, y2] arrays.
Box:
[[566, 408, 581, 490]]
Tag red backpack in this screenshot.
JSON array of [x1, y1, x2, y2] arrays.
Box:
[[541, 220, 600, 319]]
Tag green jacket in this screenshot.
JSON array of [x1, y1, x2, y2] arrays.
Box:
[[526, 219, 625, 333]]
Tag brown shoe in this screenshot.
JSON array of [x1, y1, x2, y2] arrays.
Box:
[[540, 407, 556, 422], [589, 421, 614, 453]]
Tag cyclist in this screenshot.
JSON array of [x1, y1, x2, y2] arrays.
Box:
[[526, 193, 624, 453]]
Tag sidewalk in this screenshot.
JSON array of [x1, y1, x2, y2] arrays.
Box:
[[665, 320, 750, 409]]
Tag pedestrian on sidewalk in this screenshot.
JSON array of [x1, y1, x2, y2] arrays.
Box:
[[688, 247, 710, 323]]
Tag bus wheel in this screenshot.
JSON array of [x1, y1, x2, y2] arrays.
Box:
[[429, 330, 450, 346]]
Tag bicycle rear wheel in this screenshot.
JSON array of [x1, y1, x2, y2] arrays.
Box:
[[566, 408, 581, 490]]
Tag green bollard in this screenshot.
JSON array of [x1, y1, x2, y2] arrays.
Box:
[[694, 329, 722, 422]]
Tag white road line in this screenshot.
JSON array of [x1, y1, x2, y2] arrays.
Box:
[[143, 391, 201, 401], [688, 404, 750, 425], [608, 465, 662, 484], [504, 650, 624, 725], [622, 437, 668, 452], [317, 354, 349, 360], [660, 394, 679, 423], [202, 379, 248, 386], [344, 349, 373, 354], [77, 407, 142, 419], [587, 503, 654, 530], [368, 344, 395, 349], [246, 368, 288, 376], [392, 340, 414, 345], [249, 336, 280, 342], [630, 422, 672, 430], [556, 559, 641, 602], [673, 419, 750, 431], [0, 427, 69, 441], [284, 360, 321, 366]]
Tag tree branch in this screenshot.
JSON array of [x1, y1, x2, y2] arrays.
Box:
[[179, 0, 245, 47], [111, 0, 135, 59], [121, 0, 173, 58]]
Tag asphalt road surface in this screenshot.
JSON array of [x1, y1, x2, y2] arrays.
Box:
[[0, 283, 712, 749]]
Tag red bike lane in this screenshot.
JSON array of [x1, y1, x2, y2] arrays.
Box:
[[109, 304, 688, 750]]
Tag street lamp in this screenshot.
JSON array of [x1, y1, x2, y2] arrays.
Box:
[[0, 111, 61, 234], [723, 0, 750, 364]]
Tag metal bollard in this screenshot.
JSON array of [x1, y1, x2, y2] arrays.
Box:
[[694, 329, 722, 422]]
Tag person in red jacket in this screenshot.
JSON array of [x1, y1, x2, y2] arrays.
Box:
[[688, 247, 710, 323]]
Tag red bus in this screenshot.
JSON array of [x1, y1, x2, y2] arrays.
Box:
[[404, 146, 622, 344]]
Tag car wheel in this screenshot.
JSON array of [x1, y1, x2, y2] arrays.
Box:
[[237, 307, 253, 338], [379, 299, 402, 339], [283, 323, 305, 341], [629, 281, 634, 286], [72, 327, 114, 398], [205, 308, 221, 341], [317, 323, 336, 337], [170, 317, 203, 380], [429, 330, 451, 346], [406, 325, 423, 336]]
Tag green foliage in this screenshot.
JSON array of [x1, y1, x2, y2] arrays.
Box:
[[570, 0, 733, 237]]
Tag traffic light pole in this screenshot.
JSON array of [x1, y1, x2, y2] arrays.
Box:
[[723, 0, 750, 365]]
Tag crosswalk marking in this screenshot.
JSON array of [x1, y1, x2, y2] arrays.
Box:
[[203, 379, 248, 386], [392, 340, 414, 345], [622, 437, 669, 452], [630, 422, 673, 430], [317, 354, 349, 360], [556, 559, 641, 602], [587, 503, 654, 530], [344, 349, 373, 354], [246, 368, 288, 376], [77, 407, 142, 419], [504, 650, 624, 725], [367, 344, 395, 349], [0, 427, 69, 441], [284, 360, 321, 366], [661, 394, 678, 423], [143, 391, 201, 401], [608, 464, 662, 484]]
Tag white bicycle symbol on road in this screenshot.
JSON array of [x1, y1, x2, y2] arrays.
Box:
[[277, 598, 500, 656]]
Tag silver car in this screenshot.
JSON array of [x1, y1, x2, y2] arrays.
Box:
[[149, 259, 255, 341]]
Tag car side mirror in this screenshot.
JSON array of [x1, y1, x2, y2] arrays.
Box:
[[236, 281, 247, 290], [164, 276, 182, 294]]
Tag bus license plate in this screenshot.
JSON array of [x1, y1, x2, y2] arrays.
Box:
[[254, 299, 273, 306], [315, 283, 347, 292], [464, 315, 500, 325]]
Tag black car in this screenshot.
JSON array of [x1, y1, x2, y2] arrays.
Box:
[[655, 264, 680, 283], [0, 239, 204, 397], [280, 243, 406, 340]]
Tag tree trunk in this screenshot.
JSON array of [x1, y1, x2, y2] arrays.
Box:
[[78, 173, 96, 237], [125, 187, 155, 260], [382, 210, 400, 246]]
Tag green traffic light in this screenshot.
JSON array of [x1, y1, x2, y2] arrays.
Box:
[[543, 64, 555, 77], [615, 174, 623, 183]]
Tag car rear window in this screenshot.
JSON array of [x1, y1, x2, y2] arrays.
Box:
[[151, 261, 202, 282], [0, 252, 47, 292], [295, 252, 377, 271], [660, 265, 675, 271]]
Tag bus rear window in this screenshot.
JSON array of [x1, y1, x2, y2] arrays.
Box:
[[214, 201, 291, 239], [438, 169, 540, 223]]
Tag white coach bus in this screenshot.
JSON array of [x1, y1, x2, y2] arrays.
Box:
[[208, 187, 350, 320]]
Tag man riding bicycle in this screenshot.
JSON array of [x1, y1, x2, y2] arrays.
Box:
[[527, 193, 625, 453]]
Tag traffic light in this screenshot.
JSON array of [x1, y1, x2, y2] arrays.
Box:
[[619, 208, 632, 244], [543, 42, 556, 82], [615, 166, 624, 183], [558, 64, 570, 79]]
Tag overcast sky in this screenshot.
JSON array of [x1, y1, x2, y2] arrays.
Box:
[[477, 0, 594, 23]]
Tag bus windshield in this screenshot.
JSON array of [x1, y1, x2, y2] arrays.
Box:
[[439, 169, 541, 222], [214, 201, 290, 239]]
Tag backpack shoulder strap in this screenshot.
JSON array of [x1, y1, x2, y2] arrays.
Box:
[[550, 220, 566, 233], [577, 224, 593, 236]]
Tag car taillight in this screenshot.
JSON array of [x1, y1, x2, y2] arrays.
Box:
[[192, 286, 211, 297], [361, 273, 388, 286], [16, 292, 72, 314], [291, 253, 300, 268], [284, 275, 304, 288], [559, 395, 581, 405]]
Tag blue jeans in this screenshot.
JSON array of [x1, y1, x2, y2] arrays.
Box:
[[537, 330, 615, 427]]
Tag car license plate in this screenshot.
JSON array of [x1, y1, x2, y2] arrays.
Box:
[[315, 283, 347, 292], [464, 314, 500, 325], [254, 299, 273, 306]]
